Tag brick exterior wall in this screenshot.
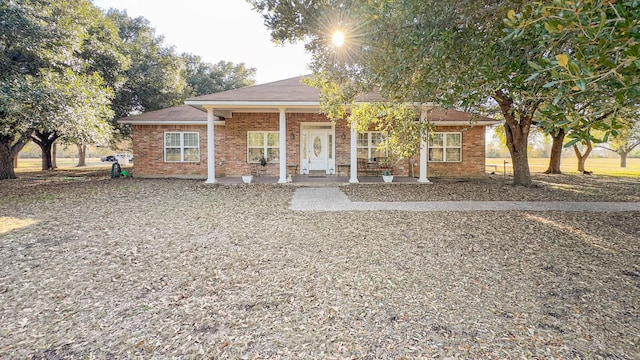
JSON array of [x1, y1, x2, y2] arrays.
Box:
[[131, 115, 487, 179], [420, 125, 486, 178], [132, 124, 215, 179]]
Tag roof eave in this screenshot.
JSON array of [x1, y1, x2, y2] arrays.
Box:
[[184, 101, 321, 108], [117, 120, 212, 125], [430, 120, 501, 126]]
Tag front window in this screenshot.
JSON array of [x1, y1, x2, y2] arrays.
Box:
[[357, 131, 387, 160], [429, 133, 462, 162], [247, 131, 280, 163], [164, 132, 200, 162]]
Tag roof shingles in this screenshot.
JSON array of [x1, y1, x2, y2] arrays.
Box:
[[119, 76, 497, 124]]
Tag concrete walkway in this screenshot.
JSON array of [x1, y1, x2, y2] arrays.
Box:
[[290, 187, 640, 212]]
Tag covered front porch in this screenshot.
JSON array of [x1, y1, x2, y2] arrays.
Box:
[[194, 107, 432, 185], [214, 175, 421, 185]]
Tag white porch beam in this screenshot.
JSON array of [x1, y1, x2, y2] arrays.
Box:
[[215, 110, 233, 118], [206, 108, 217, 184], [278, 108, 287, 183], [349, 121, 359, 183], [418, 110, 430, 183]]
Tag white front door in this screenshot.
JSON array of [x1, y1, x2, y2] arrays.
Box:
[[300, 123, 335, 174], [307, 131, 328, 171]]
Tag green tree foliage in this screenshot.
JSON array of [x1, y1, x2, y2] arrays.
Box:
[[182, 54, 257, 97], [106, 9, 186, 129], [1, 0, 60, 178], [100, 10, 257, 142], [504, 0, 640, 107], [252, 0, 638, 185], [0, 0, 118, 178], [0, 80, 31, 179], [251, 0, 559, 186], [504, 0, 639, 174], [1, 1, 261, 179], [535, 95, 617, 173], [27, 70, 113, 170]]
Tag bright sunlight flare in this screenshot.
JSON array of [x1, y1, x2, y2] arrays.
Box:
[[332, 30, 345, 47]]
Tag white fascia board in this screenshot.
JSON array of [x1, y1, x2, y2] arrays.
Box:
[[185, 101, 320, 108], [429, 120, 501, 126], [351, 101, 437, 107], [118, 120, 225, 126]]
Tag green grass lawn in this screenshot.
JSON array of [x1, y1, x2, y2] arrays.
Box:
[[486, 156, 640, 177], [15, 158, 112, 172]]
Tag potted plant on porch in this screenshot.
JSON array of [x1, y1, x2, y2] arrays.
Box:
[[242, 175, 253, 183], [382, 169, 394, 183], [379, 155, 394, 182]]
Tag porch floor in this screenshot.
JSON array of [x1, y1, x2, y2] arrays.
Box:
[[214, 175, 423, 185]]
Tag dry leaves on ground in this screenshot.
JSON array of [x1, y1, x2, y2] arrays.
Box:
[[0, 171, 638, 359]]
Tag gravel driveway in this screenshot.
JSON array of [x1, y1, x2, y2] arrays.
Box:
[[1, 172, 638, 358]]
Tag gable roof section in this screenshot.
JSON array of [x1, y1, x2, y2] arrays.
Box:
[[187, 76, 323, 102], [187, 75, 383, 103], [184, 75, 385, 115]]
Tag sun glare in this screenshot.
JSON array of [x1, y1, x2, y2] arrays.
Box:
[[332, 30, 345, 47], [0, 216, 38, 234]]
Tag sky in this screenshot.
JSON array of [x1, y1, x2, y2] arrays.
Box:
[[92, 0, 312, 84]]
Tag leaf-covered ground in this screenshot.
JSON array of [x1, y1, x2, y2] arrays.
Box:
[[1, 171, 638, 358]]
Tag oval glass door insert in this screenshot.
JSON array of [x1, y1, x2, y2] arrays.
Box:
[[313, 136, 322, 157]]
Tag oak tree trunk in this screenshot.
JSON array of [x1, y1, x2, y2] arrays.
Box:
[[507, 130, 531, 186], [77, 144, 87, 167], [544, 128, 565, 174], [573, 142, 592, 173], [13, 154, 19, 168], [52, 142, 57, 169], [32, 131, 59, 171], [0, 143, 17, 179], [494, 91, 538, 187], [620, 152, 627, 168], [39, 142, 53, 170], [0, 134, 29, 180]]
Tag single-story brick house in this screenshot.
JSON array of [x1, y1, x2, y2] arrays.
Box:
[[118, 76, 498, 183]]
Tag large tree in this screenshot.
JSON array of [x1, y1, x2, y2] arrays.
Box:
[[599, 114, 640, 168], [107, 9, 186, 122], [536, 97, 616, 174], [0, 79, 32, 179], [41, 1, 126, 169], [250, 0, 560, 186], [506, 0, 639, 174], [72, 3, 129, 165], [1, 0, 116, 178], [1, 0, 52, 179], [27, 70, 113, 170], [251, 0, 638, 186]]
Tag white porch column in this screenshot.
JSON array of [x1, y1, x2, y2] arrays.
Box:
[[418, 110, 430, 183], [278, 108, 287, 184], [349, 121, 359, 183], [206, 107, 217, 184]]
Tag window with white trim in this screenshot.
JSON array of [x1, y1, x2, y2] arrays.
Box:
[[164, 132, 200, 162], [429, 133, 462, 162], [247, 131, 280, 163], [357, 131, 387, 159]]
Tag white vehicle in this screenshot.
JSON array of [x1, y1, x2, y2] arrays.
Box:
[[115, 152, 133, 164]]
